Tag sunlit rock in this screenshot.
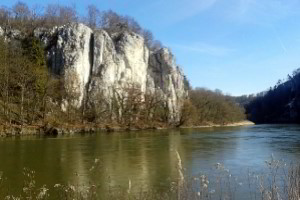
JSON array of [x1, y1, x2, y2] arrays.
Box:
[[48, 23, 93, 106], [44, 23, 187, 122], [0, 27, 3, 36], [148, 48, 187, 122]]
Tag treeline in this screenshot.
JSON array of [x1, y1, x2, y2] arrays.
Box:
[[246, 69, 300, 124], [180, 88, 245, 126], [0, 1, 162, 49]]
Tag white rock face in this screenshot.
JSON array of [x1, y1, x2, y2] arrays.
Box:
[[89, 30, 149, 103], [49, 23, 93, 106], [47, 23, 187, 122], [0, 27, 3, 36], [148, 48, 187, 122]]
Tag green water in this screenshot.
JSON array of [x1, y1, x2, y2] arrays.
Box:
[[1, 124, 300, 197]]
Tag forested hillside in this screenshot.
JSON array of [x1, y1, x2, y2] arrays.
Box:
[[245, 68, 300, 124]]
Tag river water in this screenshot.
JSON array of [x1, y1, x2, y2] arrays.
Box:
[[0, 124, 300, 198]]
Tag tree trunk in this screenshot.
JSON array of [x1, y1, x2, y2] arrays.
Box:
[[20, 85, 24, 125]]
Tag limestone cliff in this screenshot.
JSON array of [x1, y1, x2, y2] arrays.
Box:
[[46, 24, 93, 106], [0, 27, 3, 36], [35, 23, 187, 122]]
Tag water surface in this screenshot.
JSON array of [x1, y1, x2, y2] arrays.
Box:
[[0, 124, 300, 196]]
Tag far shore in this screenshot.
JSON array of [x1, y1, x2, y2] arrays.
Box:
[[0, 120, 255, 137], [180, 120, 255, 129]]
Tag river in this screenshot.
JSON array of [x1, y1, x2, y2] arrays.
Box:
[[0, 124, 300, 199]]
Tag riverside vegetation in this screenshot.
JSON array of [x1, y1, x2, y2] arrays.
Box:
[[0, 2, 246, 135]]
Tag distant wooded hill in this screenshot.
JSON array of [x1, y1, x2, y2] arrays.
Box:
[[240, 68, 300, 124]]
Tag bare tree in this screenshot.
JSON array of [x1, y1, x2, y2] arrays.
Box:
[[143, 90, 164, 122], [178, 99, 196, 126], [43, 4, 60, 28], [27, 4, 44, 32], [100, 10, 124, 34], [142, 29, 153, 48], [9, 51, 35, 125], [0, 7, 12, 31], [62, 69, 81, 122], [86, 5, 101, 29], [12, 1, 30, 21], [86, 87, 111, 123], [122, 83, 143, 126], [110, 83, 144, 125], [44, 4, 77, 28], [0, 38, 10, 122], [142, 30, 163, 50], [124, 16, 142, 33], [151, 40, 163, 51], [12, 1, 30, 30], [59, 5, 77, 25]]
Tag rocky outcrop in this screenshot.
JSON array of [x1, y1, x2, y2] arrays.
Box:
[[44, 24, 94, 106], [0, 28, 23, 40], [148, 48, 186, 121], [38, 23, 187, 122], [89, 29, 149, 104], [0, 27, 3, 36]]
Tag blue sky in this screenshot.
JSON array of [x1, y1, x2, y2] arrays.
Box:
[[2, 0, 300, 96]]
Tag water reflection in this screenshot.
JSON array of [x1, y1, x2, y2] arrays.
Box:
[[0, 125, 300, 195]]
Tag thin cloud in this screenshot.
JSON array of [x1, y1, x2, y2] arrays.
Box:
[[226, 0, 300, 25], [172, 43, 235, 57], [236, 0, 257, 16], [271, 26, 287, 53], [138, 0, 218, 25]]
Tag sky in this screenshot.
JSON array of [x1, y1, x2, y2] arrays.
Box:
[[2, 0, 300, 96]]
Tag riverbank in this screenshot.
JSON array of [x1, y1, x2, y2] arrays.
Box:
[[0, 121, 255, 137], [0, 123, 165, 137], [0, 122, 108, 137]]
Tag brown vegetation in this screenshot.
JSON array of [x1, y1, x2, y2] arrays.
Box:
[[179, 88, 246, 127]]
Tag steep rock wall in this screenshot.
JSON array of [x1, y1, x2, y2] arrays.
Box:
[[89, 30, 149, 101], [43, 23, 187, 122], [46, 24, 93, 106], [0, 27, 3, 36], [148, 48, 187, 122]]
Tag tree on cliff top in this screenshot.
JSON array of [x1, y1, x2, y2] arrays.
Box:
[[85, 5, 101, 30], [0, 2, 162, 50]]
